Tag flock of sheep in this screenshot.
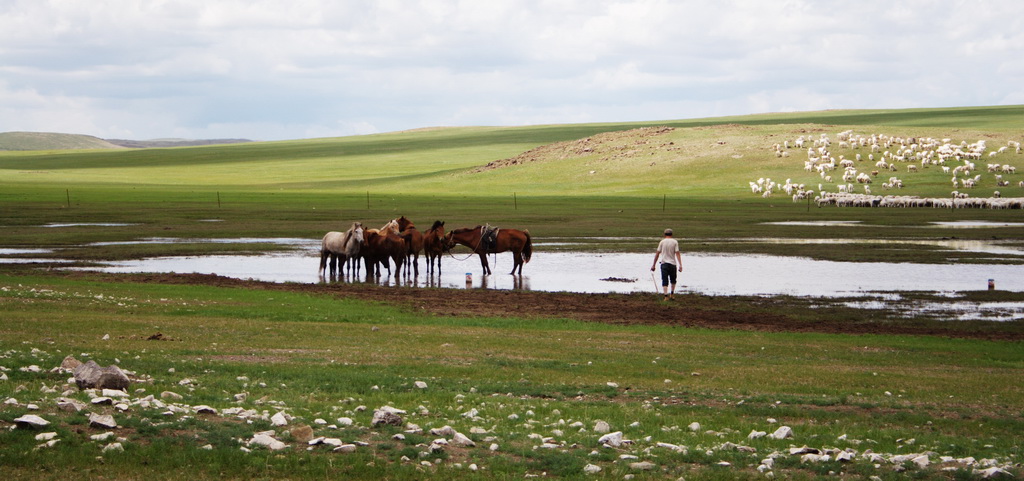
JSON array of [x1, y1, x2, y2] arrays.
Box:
[[749, 130, 1024, 209]]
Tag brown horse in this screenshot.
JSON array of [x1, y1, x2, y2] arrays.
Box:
[[445, 225, 532, 275], [422, 220, 446, 275], [395, 215, 424, 277], [362, 229, 406, 279]]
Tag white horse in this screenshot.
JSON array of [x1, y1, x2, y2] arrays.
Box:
[[319, 222, 364, 278]]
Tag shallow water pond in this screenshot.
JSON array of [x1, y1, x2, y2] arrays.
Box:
[[78, 242, 1024, 298]]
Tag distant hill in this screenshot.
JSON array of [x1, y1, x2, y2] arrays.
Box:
[[0, 131, 254, 151], [104, 138, 254, 148], [0, 132, 122, 151]]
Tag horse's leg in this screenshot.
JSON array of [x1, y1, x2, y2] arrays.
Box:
[[478, 252, 491, 275], [510, 250, 522, 275]]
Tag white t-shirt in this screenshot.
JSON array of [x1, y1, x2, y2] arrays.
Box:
[[656, 238, 680, 266]]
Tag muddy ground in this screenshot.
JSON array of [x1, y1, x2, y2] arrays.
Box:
[[80, 272, 1024, 341]]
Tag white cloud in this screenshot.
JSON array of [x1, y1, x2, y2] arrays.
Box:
[[0, 0, 1021, 140]]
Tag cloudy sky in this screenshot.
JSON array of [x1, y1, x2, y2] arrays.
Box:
[[2, 0, 1022, 141]]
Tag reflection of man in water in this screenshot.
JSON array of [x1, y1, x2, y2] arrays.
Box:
[[650, 228, 682, 301]]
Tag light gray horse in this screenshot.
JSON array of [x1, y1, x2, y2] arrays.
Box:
[[319, 222, 363, 278]]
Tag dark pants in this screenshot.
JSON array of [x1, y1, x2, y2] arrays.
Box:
[[660, 262, 677, 287]]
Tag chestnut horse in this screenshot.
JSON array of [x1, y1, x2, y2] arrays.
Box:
[[361, 229, 405, 279], [395, 215, 424, 277], [445, 225, 532, 275], [422, 220, 446, 275]]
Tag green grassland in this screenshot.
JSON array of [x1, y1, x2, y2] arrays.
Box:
[[1, 273, 1022, 480], [2, 105, 1024, 261], [1, 106, 1023, 479]]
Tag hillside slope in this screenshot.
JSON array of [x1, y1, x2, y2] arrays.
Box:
[[0, 132, 122, 151]]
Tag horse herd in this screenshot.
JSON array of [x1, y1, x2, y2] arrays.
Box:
[[318, 216, 533, 280]]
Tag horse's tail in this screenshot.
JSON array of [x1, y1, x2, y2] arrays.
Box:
[[522, 229, 532, 264], [319, 249, 328, 272]]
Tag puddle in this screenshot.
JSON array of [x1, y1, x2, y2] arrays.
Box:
[[928, 221, 1024, 228], [843, 299, 1024, 322], [764, 221, 863, 227], [87, 237, 312, 247], [78, 250, 1024, 298], [40, 223, 138, 228], [0, 248, 54, 255]]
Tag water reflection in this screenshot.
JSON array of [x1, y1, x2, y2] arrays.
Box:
[[73, 249, 1024, 298]]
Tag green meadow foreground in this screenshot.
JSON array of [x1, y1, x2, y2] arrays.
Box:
[[1, 106, 1023, 479]]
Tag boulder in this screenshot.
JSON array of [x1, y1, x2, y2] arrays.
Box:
[[73, 361, 130, 390]]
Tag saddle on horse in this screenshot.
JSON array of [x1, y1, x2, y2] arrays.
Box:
[[481, 224, 499, 251]]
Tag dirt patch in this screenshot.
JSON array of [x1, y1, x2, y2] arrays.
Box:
[[69, 271, 1024, 341], [473, 126, 676, 172]]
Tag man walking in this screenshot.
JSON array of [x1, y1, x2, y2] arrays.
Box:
[[651, 228, 682, 300]]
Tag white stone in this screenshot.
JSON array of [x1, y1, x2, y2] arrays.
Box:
[[160, 391, 183, 401], [430, 425, 455, 437], [911, 455, 930, 468], [35, 432, 59, 441], [270, 411, 288, 426], [414, 381, 428, 389], [583, 464, 602, 474], [89, 413, 117, 429], [333, 444, 357, 453], [250, 433, 287, 451], [91, 432, 115, 441], [688, 422, 701, 432], [606, 382, 618, 388], [769, 426, 793, 439], [598, 431, 623, 447], [336, 417, 353, 426], [977, 467, 1013, 478], [14, 414, 50, 428], [452, 432, 476, 447], [630, 461, 656, 471], [748, 430, 767, 439], [194, 405, 217, 414], [102, 442, 124, 453], [489, 443, 499, 451], [101, 389, 129, 398]]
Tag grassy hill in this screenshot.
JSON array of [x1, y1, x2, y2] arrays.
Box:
[[0, 131, 122, 151], [1, 105, 1022, 199]]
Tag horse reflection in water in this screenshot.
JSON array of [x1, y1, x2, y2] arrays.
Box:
[[466, 274, 529, 290]]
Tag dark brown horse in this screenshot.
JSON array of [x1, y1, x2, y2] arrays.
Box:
[[445, 225, 532, 275], [362, 229, 406, 279], [395, 215, 424, 277], [422, 220, 446, 275]]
